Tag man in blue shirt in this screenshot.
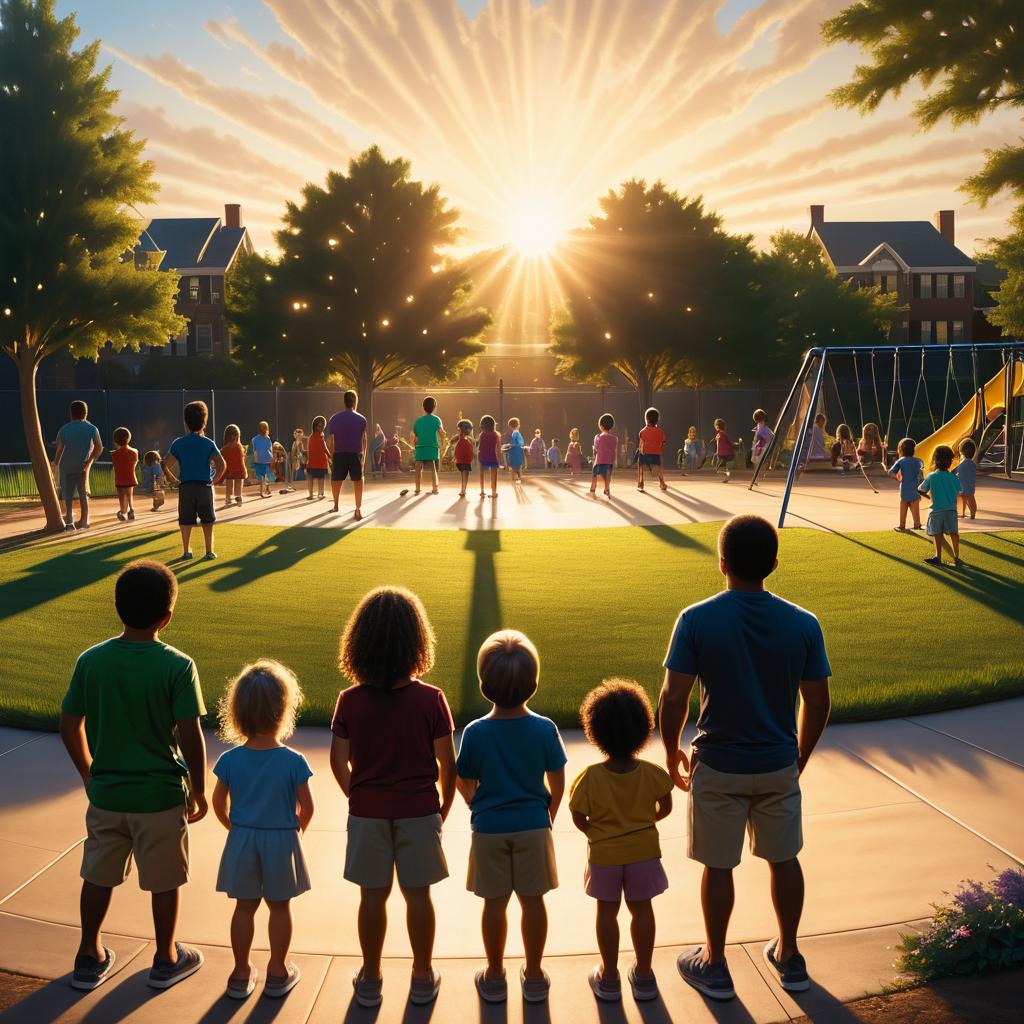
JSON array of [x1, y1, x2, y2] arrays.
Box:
[[658, 515, 831, 1001], [164, 401, 224, 561], [54, 400, 103, 531]]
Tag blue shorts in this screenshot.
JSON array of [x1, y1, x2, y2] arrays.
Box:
[[480, 460, 499, 470], [456, 463, 471, 473], [593, 463, 613, 478], [254, 463, 270, 479], [638, 453, 661, 467], [926, 508, 958, 537]]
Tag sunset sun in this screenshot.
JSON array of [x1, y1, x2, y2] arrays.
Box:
[[504, 197, 566, 258]]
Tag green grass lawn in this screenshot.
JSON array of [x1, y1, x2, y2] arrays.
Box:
[[2, 522, 1022, 731]]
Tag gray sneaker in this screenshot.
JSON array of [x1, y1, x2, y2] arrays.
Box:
[[520, 965, 550, 1003], [588, 966, 621, 1002], [264, 962, 300, 998], [474, 968, 508, 1003], [352, 969, 382, 1008], [676, 947, 735, 1001], [763, 940, 810, 992], [71, 948, 115, 991], [628, 965, 659, 1002], [409, 968, 441, 1005], [148, 943, 204, 989]]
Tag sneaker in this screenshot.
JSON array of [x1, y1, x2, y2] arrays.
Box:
[[180, 551, 194, 561], [71, 948, 116, 991], [762, 941, 809, 992], [474, 968, 507, 1003], [264, 962, 300, 998], [127, 509, 135, 521], [116, 511, 126, 522], [64, 522, 76, 532], [588, 966, 621, 1002], [409, 968, 441, 1005], [520, 965, 550, 1003], [235, 497, 242, 506], [148, 943, 204, 989], [628, 965, 659, 1002], [352, 969, 382, 1008], [226, 965, 257, 1000], [306, 495, 314, 501], [924, 556, 943, 566], [676, 947, 735, 1001], [893, 526, 907, 532], [954, 557, 965, 568], [202, 552, 217, 561]]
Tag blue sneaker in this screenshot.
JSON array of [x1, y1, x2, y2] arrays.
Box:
[[763, 940, 810, 992], [676, 946, 735, 1001], [148, 943, 203, 989], [71, 948, 115, 991]]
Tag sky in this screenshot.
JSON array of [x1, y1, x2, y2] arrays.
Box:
[[56, 0, 1019, 262]]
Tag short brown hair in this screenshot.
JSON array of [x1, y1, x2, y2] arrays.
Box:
[[478, 629, 539, 708], [344, 389, 358, 409], [340, 587, 435, 687], [70, 400, 88, 420], [719, 514, 778, 582], [112, 426, 131, 446], [423, 396, 437, 413], [933, 444, 954, 471], [218, 659, 303, 746], [183, 401, 208, 432], [114, 560, 177, 629], [580, 679, 654, 758]]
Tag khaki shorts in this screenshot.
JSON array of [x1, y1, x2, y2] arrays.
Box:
[[467, 828, 558, 899], [688, 761, 802, 870], [345, 814, 448, 890], [81, 803, 189, 893]]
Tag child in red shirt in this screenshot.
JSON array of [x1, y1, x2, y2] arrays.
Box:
[[637, 407, 668, 493], [713, 418, 736, 483], [111, 427, 138, 522], [454, 419, 474, 498], [219, 424, 247, 506], [306, 416, 329, 500]]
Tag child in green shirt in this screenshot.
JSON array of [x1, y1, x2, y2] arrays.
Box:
[[918, 444, 963, 567], [412, 395, 443, 495]]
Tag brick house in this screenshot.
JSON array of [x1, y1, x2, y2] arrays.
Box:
[[133, 203, 253, 358], [807, 205, 976, 344]]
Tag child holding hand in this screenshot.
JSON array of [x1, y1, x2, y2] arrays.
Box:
[[889, 438, 924, 531], [213, 661, 313, 1000], [570, 680, 672, 1004], [456, 631, 567, 1005]]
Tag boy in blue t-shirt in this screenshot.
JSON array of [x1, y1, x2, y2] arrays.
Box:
[[165, 401, 225, 561], [919, 444, 962, 567], [54, 400, 104, 531], [456, 630, 567, 1005], [888, 438, 924, 532], [955, 438, 978, 520]]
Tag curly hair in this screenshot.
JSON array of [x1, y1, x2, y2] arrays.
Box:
[[218, 659, 303, 746], [339, 586, 435, 688], [580, 679, 654, 758], [932, 444, 954, 471]]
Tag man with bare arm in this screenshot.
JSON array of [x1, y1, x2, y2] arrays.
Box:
[[327, 389, 368, 520]]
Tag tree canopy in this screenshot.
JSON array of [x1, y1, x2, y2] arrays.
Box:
[[0, 0, 182, 530]]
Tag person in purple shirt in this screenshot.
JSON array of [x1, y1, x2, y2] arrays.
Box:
[[327, 390, 368, 520]]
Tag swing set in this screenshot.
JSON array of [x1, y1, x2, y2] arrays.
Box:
[[751, 342, 1024, 527]]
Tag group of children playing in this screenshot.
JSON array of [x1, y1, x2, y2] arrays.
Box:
[[61, 569, 677, 1008]]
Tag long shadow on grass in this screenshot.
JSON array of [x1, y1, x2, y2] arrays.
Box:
[[640, 524, 712, 550], [459, 530, 503, 718]]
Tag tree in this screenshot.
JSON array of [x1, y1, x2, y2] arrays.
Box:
[[980, 207, 1024, 336], [0, 0, 182, 531], [758, 231, 904, 376], [227, 147, 491, 430], [823, 2, 1024, 332], [549, 180, 762, 411]]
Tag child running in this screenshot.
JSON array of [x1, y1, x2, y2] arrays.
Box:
[[306, 416, 329, 501], [111, 427, 138, 522], [590, 414, 618, 497], [329, 587, 456, 1009], [456, 630, 567, 1005], [566, 428, 583, 476], [454, 419, 474, 498], [251, 422, 273, 498], [888, 439, 924, 532], [140, 451, 165, 512], [213, 661, 314, 1000], [752, 410, 774, 465], [220, 425, 246, 507], [413, 396, 443, 495], [956, 439, 978, 519], [713, 419, 736, 482], [571, 680, 673, 1004], [637, 407, 668, 492], [506, 418, 526, 483], [919, 444, 963, 567], [478, 415, 501, 498]]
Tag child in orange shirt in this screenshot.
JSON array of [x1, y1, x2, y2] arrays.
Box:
[[306, 416, 329, 501], [220, 424, 247, 506], [454, 420, 474, 499], [637, 408, 668, 493], [111, 427, 138, 521]]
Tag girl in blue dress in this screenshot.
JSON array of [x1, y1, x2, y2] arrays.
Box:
[[506, 417, 526, 483]]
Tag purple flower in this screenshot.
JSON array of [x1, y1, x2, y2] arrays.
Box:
[[952, 880, 989, 913], [993, 868, 1024, 907]]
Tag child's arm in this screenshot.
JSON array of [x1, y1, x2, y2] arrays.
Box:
[[58, 712, 92, 788], [296, 780, 314, 833], [212, 778, 231, 830], [329, 735, 351, 795], [176, 717, 208, 823], [570, 809, 590, 834], [456, 774, 478, 804], [162, 455, 180, 485], [435, 735, 457, 822], [655, 791, 673, 822], [546, 767, 566, 823]]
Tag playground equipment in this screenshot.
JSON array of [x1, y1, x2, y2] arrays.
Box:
[[752, 343, 1023, 527]]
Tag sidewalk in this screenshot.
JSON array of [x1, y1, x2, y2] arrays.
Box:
[[1, 698, 1022, 1022]]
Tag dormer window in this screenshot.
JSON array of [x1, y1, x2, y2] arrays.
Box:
[[189, 277, 200, 301]]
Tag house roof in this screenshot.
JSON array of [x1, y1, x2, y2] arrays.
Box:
[[812, 221, 975, 270], [133, 217, 249, 273]]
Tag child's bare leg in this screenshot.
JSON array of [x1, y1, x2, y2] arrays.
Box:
[[307, 474, 313, 498], [479, 467, 485, 496], [201, 523, 214, 556], [230, 898, 259, 980], [78, 881, 113, 961], [482, 894, 511, 979], [605, 470, 612, 496], [898, 500, 908, 529], [658, 465, 667, 490], [911, 499, 921, 528], [518, 894, 548, 980], [358, 886, 390, 981], [933, 534, 944, 559], [626, 899, 656, 978], [180, 525, 192, 555], [127, 486, 134, 514], [414, 464, 422, 493], [950, 533, 961, 560], [151, 888, 180, 964], [595, 899, 620, 982], [637, 463, 644, 490], [430, 462, 439, 493], [401, 885, 435, 979], [490, 467, 498, 497], [266, 899, 293, 977], [460, 470, 468, 496], [967, 495, 977, 518]]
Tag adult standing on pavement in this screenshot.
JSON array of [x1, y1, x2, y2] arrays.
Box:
[[327, 390, 367, 520], [54, 400, 103, 531], [658, 514, 832, 1002]]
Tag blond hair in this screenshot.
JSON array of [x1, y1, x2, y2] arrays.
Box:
[[478, 629, 539, 708], [218, 659, 303, 746]]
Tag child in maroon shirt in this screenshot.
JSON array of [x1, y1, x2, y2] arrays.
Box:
[[329, 587, 456, 1010]]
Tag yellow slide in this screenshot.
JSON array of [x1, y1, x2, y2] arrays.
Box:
[[914, 359, 1024, 469]]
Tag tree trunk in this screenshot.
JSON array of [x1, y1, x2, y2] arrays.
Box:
[[636, 366, 655, 419], [358, 369, 375, 469], [17, 355, 64, 532]]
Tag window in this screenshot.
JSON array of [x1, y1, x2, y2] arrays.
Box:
[[878, 273, 897, 294], [196, 323, 213, 355], [935, 320, 948, 344], [189, 277, 200, 301], [920, 320, 933, 343], [936, 274, 948, 298], [953, 274, 966, 298], [211, 277, 221, 302], [952, 320, 964, 341], [919, 274, 932, 298]]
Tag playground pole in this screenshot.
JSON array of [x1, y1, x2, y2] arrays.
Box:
[[777, 351, 828, 529], [1006, 348, 1017, 479], [750, 347, 814, 490]]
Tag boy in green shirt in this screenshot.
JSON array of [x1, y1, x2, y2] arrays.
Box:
[[59, 561, 208, 992], [413, 395, 443, 495]]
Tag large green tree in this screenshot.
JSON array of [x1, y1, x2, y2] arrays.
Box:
[[0, 0, 181, 531], [823, 2, 1024, 332], [549, 180, 762, 410], [227, 147, 491, 430]]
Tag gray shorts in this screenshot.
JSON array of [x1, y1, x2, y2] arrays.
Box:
[[60, 472, 87, 504], [216, 826, 311, 902], [345, 813, 447, 890], [926, 508, 958, 537]]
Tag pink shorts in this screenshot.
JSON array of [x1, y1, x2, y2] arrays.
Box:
[[584, 858, 668, 902]]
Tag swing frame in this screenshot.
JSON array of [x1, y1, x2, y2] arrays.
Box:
[[751, 343, 1023, 527]]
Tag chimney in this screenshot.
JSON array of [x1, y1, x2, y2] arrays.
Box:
[[809, 204, 825, 229], [934, 210, 954, 245], [225, 203, 242, 229]]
